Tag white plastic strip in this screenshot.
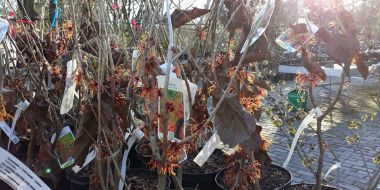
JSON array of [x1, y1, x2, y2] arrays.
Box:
[[0, 121, 19, 144], [0, 18, 8, 43], [324, 162, 341, 179], [283, 107, 322, 168], [7, 100, 30, 150], [60, 60, 77, 114], [118, 128, 144, 190], [240, 0, 276, 53], [131, 49, 139, 71], [194, 132, 222, 166], [71, 149, 96, 173], [0, 147, 50, 190]]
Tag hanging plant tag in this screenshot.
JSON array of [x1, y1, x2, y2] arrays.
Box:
[[276, 18, 319, 53], [283, 107, 322, 168], [51, 126, 75, 169], [194, 132, 222, 166], [0, 121, 19, 144], [60, 60, 78, 115], [0, 147, 51, 190], [156, 75, 197, 141]]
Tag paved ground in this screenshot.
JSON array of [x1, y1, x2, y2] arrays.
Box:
[[261, 74, 380, 190]]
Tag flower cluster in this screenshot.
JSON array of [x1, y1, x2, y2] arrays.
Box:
[[295, 72, 323, 87]]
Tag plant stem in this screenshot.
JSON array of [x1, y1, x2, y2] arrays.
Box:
[[315, 72, 345, 190]]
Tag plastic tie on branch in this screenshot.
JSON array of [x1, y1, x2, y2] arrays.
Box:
[[0, 121, 20, 144], [118, 128, 144, 190], [283, 107, 322, 168], [240, 0, 276, 53], [7, 100, 30, 150], [0, 18, 9, 43], [194, 132, 222, 166], [324, 162, 341, 180]]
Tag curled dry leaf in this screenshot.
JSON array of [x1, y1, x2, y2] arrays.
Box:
[[21, 95, 50, 125], [315, 8, 360, 77], [300, 48, 326, 80], [72, 104, 98, 166], [171, 8, 210, 28], [353, 53, 369, 80], [252, 126, 272, 166], [213, 89, 261, 153], [72, 100, 119, 167]]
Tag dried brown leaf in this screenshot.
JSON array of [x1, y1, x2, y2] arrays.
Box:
[[213, 89, 259, 152], [72, 104, 97, 166], [301, 48, 326, 80], [171, 8, 210, 28], [21, 95, 50, 125], [353, 53, 369, 80]]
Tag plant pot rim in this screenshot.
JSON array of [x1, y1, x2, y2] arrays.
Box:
[[215, 164, 293, 190], [126, 168, 171, 189], [135, 141, 152, 158], [284, 183, 341, 190]]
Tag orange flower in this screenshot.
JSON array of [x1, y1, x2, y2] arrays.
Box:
[[0, 97, 12, 121], [296, 73, 323, 87]]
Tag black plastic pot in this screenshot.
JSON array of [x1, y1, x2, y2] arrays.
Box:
[[65, 159, 130, 190], [281, 184, 340, 190], [181, 149, 228, 189], [128, 143, 141, 168], [135, 141, 152, 168], [215, 164, 292, 190], [65, 170, 89, 190], [126, 168, 171, 190]]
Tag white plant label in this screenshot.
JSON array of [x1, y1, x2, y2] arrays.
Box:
[[50, 126, 75, 169], [0, 121, 19, 144], [194, 132, 222, 166], [71, 149, 96, 173], [8, 100, 30, 150], [283, 107, 322, 168], [0, 147, 50, 190], [118, 128, 144, 190], [132, 49, 139, 71], [0, 18, 8, 43], [60, 60, 77, 114], [156, 75, 197, 141], [275, 18, 319, 53]]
